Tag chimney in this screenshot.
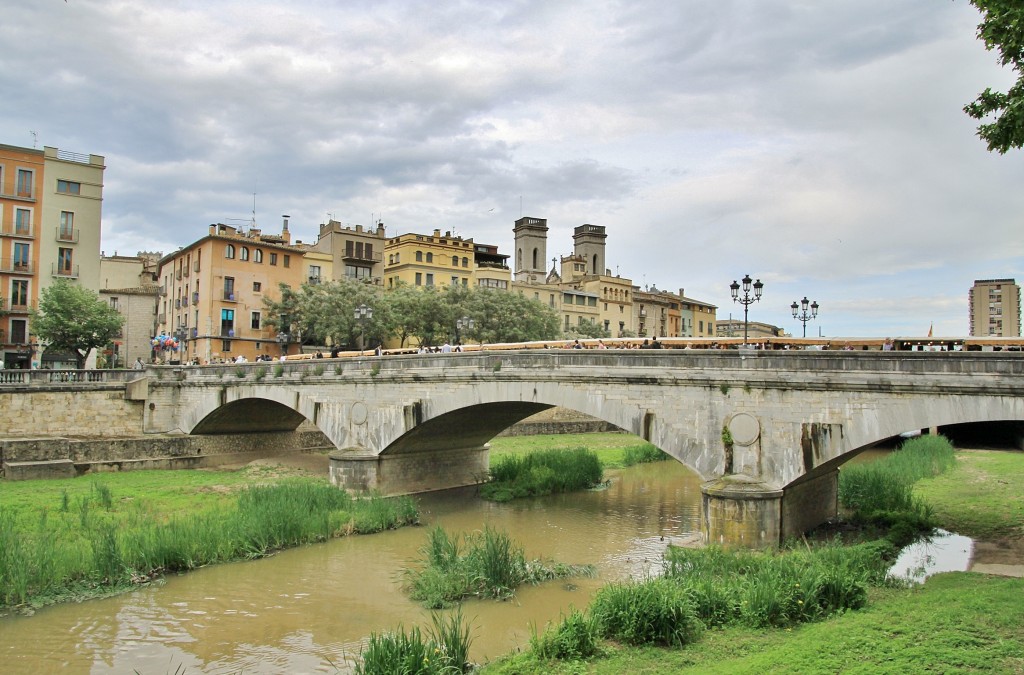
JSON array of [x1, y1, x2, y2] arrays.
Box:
[[209, 224, 217, 235], [377, 221, 385, 236], [282, 215, 290, 233], [433, 229, 441, 238]]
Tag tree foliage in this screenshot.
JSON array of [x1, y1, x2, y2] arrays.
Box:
[[30, 280, 124, 369], [964, 0, 1024, 153], [263, 280, 561, 350]]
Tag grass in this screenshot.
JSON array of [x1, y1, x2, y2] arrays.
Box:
[[356, 608, 475, 675], [0, 470, 419, 610], [489, 432, 662, 469], [480, 447, 604, 502], [403, 525, 596, 608]]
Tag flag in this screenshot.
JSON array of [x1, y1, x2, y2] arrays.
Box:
[[927, 322, 933, 337]]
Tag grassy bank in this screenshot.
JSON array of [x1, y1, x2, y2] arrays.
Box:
[[476, 441, 1024, 674], [0, 468, 418, 611]]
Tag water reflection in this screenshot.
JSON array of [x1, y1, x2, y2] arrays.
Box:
[[0, 461, 702, 674], [887, 529, 974, 584]]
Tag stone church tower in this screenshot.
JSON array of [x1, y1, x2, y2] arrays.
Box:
[[573, 224, 607, 276], [513, 217, 548, 283]]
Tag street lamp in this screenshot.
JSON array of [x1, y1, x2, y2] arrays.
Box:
[[354, 304, 373, 351], [455, 316, 474, 345], [791, 297, 820, 338], [729, 274, 764, 345], [277, 313, 290, 357]]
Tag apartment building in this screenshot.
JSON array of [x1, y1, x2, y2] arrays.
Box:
[[99, 252, 161, 367], [0, 143, 105, 368], [969, 278, 1021, 337], [383, 229, 510, 290], [156, 221, 304, 363], [308, 219, 384, 283]]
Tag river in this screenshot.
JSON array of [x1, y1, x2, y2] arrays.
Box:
[[0, 461, 703, 674]]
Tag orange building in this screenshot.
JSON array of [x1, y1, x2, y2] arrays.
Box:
[[156, 220, 304, 363]]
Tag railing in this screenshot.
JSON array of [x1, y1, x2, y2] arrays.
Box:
[[0, 258, 33, 274], [56, 227, 79, 243], [0, 369, 137, 385], [52, 263, 79, 278], [56, 149, 91, 164], [2, 299, 31, 313], [223, 291, 236, 301], [0, 224, 34, 238], [342, 251, 383, 263]]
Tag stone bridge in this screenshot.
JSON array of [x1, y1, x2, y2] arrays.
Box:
[[3, 350, 1023, 546]]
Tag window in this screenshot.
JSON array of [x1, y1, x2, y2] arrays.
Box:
[[426, 253, 433, 263], [58, 247, 73, 274], [251, 312, 261, 330], [221, 309, 235, 336], [588, 297, 597, 307], [11, 280, 28, 307], [416, 251, 423, 262], [452, 276, 460, 286], [59, 211, 74, 240], [224, 277, 235, 300], [478, 278, 508, 289], [11, 318, 27, 344], [309, 265, 321, 282], [225, 244, 235, 259], [426, 273, 434, 286], [16, 169, 32, 197], [222, 340, 232, 352], [270, 252, 278, 265], [283, 255, 290, 268], [110, 297, 119, 311], [452, 256, 459, 266], [253, 281, 262, 292], [13, 243, 29, 269], [254, 249, 263, 263], [462, 257, 469, 268], [345, 264, 371, 279], [15, 209, 30, 235], [240, 247, 249, 261], [415, 272, 422, 286], [57, 180, 81, 195]]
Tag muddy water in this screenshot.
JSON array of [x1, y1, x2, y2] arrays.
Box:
[[0, 462, 702, 674]]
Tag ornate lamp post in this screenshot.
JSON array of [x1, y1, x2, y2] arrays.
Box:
[[277, 313, 290, 357], [791, 297, 819, 338], [729, 274, 764, 345], [354, 304, 373, 351], [455, 316, 474, 345]]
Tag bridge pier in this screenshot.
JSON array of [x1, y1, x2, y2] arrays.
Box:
[[701, 470, 838, 548], [328, 445, 490, 495]]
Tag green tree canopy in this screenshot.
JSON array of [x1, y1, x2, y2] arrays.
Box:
[[964, 0, 1024, 153], [30, 280, 124, 369]]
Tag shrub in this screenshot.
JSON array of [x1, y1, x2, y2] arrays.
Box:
[[273, 364, 284, 378], [480, 447, 603, 501], [621, 443, 668, 466], [355, 608, 474, 674], [530, 608, 601, 660], [234, 367, 246, 378], [590, 577, 703, 647]]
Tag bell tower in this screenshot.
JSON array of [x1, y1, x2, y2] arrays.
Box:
[[573, 224, 607, 276], [513, 217, 548, 283]]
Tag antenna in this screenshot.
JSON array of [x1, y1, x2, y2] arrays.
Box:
[[29, 130, 37, 148]]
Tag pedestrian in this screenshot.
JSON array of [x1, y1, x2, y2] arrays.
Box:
[[133, 357, 145, 370]]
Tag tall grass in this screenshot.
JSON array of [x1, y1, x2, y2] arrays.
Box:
[[0, 479, 419, 609], [620, 443, 669, 467], [480, 447, 604, 502], [355, 608, 474, 674], [839, 435, 957, 542], [404, 525, 595, 608]]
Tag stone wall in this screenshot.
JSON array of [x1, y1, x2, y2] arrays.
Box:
[[500, 407, 621, 436], [0, 387, 145, 437]]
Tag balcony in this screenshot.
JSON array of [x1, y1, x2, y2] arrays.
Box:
[[193, 260, 201, 272], [175, 298, 181, 309], [308, 275, 322, 285], [0, 224, 34, 239], [175, 269, 182, 280], [56, 227, 79, 243], [158, 313, 166, 323], [0, 258, 33, 274], [192, 291, 199, 303], [220, 328, 236, 337], [342, 250, 383, 263], [3, 298, 31, 314], [223, 291, 236, 301], [53, 263, 79, 279], [182, 295, 189, 307], [191, 327, 198, 338]]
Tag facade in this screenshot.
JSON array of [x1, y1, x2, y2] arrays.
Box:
[[679, 291, 717, 337], [308, 218, 384, 283], [156, 222, 304, 363], [99, 252, 161, 367], [716, 319, 784, 340], [969, 278, 1021, 337], [383, 229, 510, 290], [0, 143, 105, 369]]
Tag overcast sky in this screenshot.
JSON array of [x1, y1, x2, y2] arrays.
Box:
[[3, 0, 1022, 337]]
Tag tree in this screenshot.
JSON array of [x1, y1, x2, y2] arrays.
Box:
[[30, 280, 124, 369], [565, 319, 611, 340], [964, 0, 1024, 153]]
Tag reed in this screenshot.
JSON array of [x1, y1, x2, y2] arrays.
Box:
[[404, 525, 595, 608], [590, 577, 704, 647], [0, 478, 419, 609], [480, 447, 604, 502], [530, 608, 601, 660], [620, 442, 669, 467], [355, 608, 474, 674]]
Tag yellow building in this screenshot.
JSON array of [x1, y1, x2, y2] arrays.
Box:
[[156, 220, 304, 363], [383, 228, 509, 290], [969, 278, 1021, 337], [307, 219, 385, 283], [0, 143, 105, 369]]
